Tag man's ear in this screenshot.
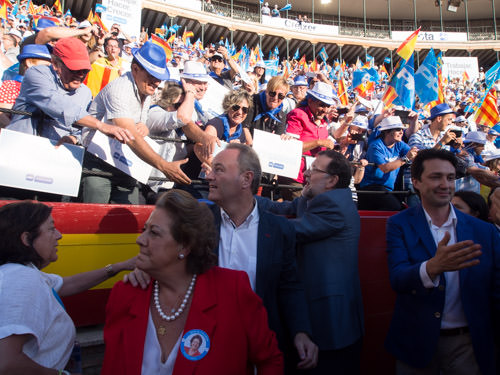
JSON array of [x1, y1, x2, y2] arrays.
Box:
[[326, 175, 339, 190], [240, 170, 254, 190]]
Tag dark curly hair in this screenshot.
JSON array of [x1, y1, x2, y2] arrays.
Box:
[[0, 201, 51, 268], [155, 190, 217, 274]]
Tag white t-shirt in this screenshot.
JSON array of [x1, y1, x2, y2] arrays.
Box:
[[0, 263, 76, 369]]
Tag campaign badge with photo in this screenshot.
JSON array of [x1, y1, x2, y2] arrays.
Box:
[[181, 329, 210, 361]]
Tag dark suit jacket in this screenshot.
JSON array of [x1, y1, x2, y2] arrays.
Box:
[[101, 267, 283, 375], [257, 188, 365, 351], [385, 205, 500, 375], [210, 202, 312, 352]]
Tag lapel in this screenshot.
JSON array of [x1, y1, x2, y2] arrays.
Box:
[[255, 203, 274, 299], [410, 205, 438, 259], [122, 283, 152, 375], [172, 270, 218, 374]]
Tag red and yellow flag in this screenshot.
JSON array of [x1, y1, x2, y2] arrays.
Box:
[[182, 31, 194, 45], [462, 71, 470, 82], [475, 88, 499, 127], [53, 0, 62, 13], [337, 77, 349, 106], [94, 13, 108, 33], [87, 9, 94, 23], [309, 58, 318, 72], [396, 27, 421, 61], [84, 59, 124, 98], [0, 3, 6, 19], [151, 34, 173, 61], [27, 0, 36, 15], [381, 85, 398, 109]]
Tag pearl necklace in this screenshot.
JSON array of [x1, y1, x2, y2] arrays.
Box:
[[154, 274, 197, 322]]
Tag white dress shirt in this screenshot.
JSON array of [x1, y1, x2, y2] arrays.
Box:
[[419, 204, 468, 328], [218, 202, 259, 291]]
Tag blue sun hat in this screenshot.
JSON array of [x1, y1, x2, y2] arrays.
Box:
[[132, 41, 170, 81], [428, 103, 455, 120], [17, 44, 51, 62], [292, 75, 308, 86], [35, 18, 57, 32]]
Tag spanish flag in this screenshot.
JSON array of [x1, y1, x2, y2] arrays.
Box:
[[182, 31, 194, 45], [462, 70, 470, 82], [475, 88, 499, 127], [0, 4, 6, 19], [87, 9, 94, 23], [151, 34, 172, 61], [84, 59, 124, 98], [396, 27, 421, 61], [94, 13, 108, 33], [309, 58, 318, 72]]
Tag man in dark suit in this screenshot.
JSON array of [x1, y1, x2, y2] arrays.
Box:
[[385, 148, 500, 375], [257, 150, 364, 375], [206, 143, 318, 372]]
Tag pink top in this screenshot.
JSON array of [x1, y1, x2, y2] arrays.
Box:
[[0, 80, 21, 105], [286, 106, 329, 183]]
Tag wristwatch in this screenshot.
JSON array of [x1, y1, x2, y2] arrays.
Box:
[[401, 156, 411, 164]]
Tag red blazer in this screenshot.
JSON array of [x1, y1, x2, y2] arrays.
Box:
[[101, 266, 283, 375]]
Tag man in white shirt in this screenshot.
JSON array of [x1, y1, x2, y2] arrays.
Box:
[[385, 148, 500, 375], [206, 143, 318, 372]]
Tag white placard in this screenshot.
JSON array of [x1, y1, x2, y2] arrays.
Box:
[[442, 56, 479, 82], [252, 129, 303, 179], [101, 0, 142, 41], [0, 129, 84, 196], [199, 77, 229, 118], [87, 131, 160, 184], [261, 16, 339, 36], [391, 30, 468, 43]]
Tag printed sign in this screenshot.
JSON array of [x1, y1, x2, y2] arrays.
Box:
[[0, 129, 84, 196]]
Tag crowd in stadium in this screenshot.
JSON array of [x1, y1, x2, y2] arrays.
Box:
[[0, 1, 500, 374]]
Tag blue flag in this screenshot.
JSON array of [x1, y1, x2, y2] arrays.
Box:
[[485, 61, 500, 89], [414, 48, 438, 106], [384, 56, 391, 64], [390, 54, 415, 110], [293, 48, 300, 60], [95, 4, 106, 13], [365, 67, 379, 82], [264, 59, 279, 80], [352, 70, 371, 89], [318, 47, 328, 64], [280, 4, 292, 11]]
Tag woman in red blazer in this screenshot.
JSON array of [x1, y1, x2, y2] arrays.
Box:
[[101, 190, 283, 375]]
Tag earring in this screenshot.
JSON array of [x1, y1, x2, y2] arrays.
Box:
[[178, 253, 185, 260]]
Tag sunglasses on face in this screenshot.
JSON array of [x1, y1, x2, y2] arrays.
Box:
[[231, 105, 249, 114], [211, 57, 223, 62], [268, 91, 286, 100]]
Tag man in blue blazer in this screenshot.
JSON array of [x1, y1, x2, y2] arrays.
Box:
[[206, 143, 318, 372], [257, 150, 365, 375], [386, 148, 500, 375]]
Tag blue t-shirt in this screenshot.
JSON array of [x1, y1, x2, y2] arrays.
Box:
[[360, 138, 410, 190]]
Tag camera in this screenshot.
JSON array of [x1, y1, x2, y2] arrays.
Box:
[[350, 133, 366, 142]]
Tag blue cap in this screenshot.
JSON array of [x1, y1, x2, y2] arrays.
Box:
[[292, 75, 308, 86], [488, 128, 500, 136], [428, 103, 455, 120], [35, 18, 57, 32]]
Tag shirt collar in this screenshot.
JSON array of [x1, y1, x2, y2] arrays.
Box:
[[125, 71, 143, 103], [220, 199, 259, 229], [423, 203, 457, 229]]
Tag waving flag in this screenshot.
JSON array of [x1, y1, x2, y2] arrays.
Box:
[[318, 46, 328, 64], [382, 85, 398, 109], [0, 4, 6, 20], [293, 48, 300, 60], [182, 30, 194, 45], [414, 48, 439, 106], [280, 3, 292, 11], [390, 54, 415, 109], [53, 0, 62, 13], [396, 27, 420, 61], [337, 75, 349, 106], [151, 34, 173, 61], [384, 56, 391, 64], [352, 69, 371, 90], [87, 9, 94, 23], [309, 58, 318, 72], [475, 88, 499, 127], [298, 55, 307, 70], [94, 13, 108, 33], [485, 61, 500, 89]]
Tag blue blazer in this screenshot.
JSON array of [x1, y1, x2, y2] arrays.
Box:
[[257, 188, 365, 351], [385, 205, 500, 375], [210, 202, 312, 352]]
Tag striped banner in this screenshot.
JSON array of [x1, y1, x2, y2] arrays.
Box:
[[475, 88, 499, 127]]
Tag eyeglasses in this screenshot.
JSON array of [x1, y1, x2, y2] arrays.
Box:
[[268, 91, 286, 100], [309, 166, 330, 174], [231, 105, 249, 114], [314, 99, 332, 108], [211, 57, 223, 62]]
